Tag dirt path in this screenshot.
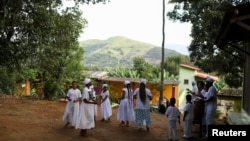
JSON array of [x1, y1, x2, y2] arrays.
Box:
[[0, 95, 224, 141]]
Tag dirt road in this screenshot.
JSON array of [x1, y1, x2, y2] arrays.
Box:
[[0, 95, 223, 141]]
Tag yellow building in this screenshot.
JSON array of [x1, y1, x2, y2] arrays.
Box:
[[89, 76, 180, 106]]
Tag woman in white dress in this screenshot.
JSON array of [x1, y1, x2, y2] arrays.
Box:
[[133, 79, 152, 132], [117, 80, 135, 127], [100, 84, 112, 122], [75, 78, 98, 137], [62, 81, 81, 128]]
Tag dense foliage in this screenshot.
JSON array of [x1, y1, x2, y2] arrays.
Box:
[[0, 0, 105, 98], [167, 0, 250, 88]]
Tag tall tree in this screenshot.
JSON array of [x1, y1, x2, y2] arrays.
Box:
[[167, 0, 249, 88], [0, 0, 102, 95], [133, 57, 160, 80], [164, 54, 185, 76], [159, 0, 166, 106]]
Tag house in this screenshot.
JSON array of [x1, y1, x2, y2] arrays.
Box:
[[178, 64, 218, 109], [85, 71, 180, 106]]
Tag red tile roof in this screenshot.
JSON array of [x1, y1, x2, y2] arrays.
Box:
[[180, 64, 219, 81]]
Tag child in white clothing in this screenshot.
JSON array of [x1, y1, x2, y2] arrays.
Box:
[[165, 97, 181, 141], [183, 94, 194, 139]]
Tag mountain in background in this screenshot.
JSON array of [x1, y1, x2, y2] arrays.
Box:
[[79, 36, 187, 68]]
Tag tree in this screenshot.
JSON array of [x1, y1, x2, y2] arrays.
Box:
[[74, 0, 109, 4], [167, 0, 249, 88], [133, 57, 160, 80], [0, 0, 102, 95], [106, 66, 140, 78], [164, 54, 185, 76]]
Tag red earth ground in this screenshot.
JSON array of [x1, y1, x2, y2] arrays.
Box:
[[0, 94, 224, 141]]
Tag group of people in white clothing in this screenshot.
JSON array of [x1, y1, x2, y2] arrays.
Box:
[[184, 76, 218, 140], [62, 77, 216, 140], [62, 78, 153, 136], [117, 79, 152, 132], [117, 79, 153, 131], [62, 78, 112, 137], [165, 76, 217, 141]]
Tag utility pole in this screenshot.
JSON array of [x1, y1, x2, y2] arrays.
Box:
[[159, 0, 166, 107]]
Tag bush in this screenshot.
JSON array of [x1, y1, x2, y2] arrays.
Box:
[[43, 79, 61, 100], [215, 109, 222, 119], [109, 91, 119, 104]]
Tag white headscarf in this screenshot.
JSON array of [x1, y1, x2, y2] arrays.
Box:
[[124, 80, 130, 85], [102, 84, 108, 88], [140, 79, 147, 85], [83, 78, 91, 85]]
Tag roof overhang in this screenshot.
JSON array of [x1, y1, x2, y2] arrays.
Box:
[[103, 77, 180, 85], [215, 3, 250, 46], [194, 71, 219, 82]]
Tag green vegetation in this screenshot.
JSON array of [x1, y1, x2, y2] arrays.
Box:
[[80, 36, 181, 67], [0, 0, 104, 98], [2, 0, 243, 100], [167, 0, 248, 88]]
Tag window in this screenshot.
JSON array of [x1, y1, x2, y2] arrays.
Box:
[[184, 79, 189, 85]]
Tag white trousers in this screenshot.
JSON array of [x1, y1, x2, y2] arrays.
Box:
[[183, 119, 193, 138], [168, 119, 178, 140], [205, 106, 216, 137]]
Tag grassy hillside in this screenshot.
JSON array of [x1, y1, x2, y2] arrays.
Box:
[[79, 36, 181, 67]]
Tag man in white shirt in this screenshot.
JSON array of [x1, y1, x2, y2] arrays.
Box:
[[187, 81, 199, 102], [62, 81, 81, 128], [203, 77, 217, 139]]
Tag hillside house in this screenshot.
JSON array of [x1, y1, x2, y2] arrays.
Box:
[[178, 64, 218, 109]]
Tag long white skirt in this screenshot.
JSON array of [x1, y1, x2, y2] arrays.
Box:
[[101, 98, 112, 120], [117, 99, 135, 121], [75, 102, 95, 129], [62, 101, 79, 127]]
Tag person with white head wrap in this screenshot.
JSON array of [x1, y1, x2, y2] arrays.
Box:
[[203, 76, 217, 139], [62, 81, 81, 128], [83, 78, 91, 85], [75, 78, 98, 137], [124, 80, 130, 86], [187, 80, 198, 102], [140, 79, 147, 85], [100, 84, 112, 122], [102, 84, 108, 88], [133, 79, 152, 131], [117, 80, 135, 126]]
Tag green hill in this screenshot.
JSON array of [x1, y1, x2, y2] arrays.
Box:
[[79, 36, 181, 67]]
